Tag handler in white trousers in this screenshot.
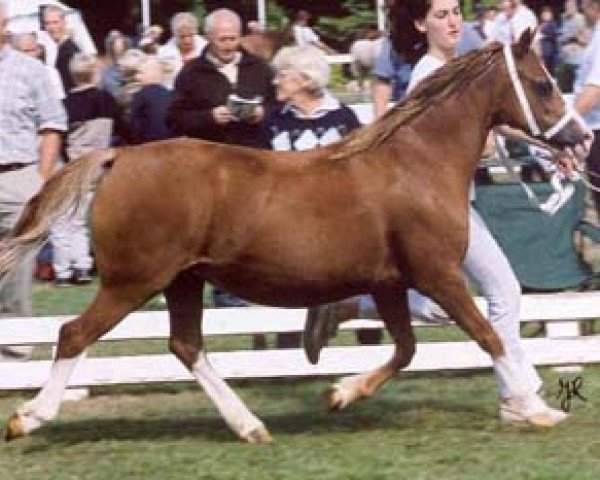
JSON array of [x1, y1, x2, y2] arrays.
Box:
[[402, 0, 557, 422]]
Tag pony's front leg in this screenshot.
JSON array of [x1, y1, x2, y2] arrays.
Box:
[[424, 268, 567, 427], [165, 273, 271, 444], [327, 288, 415, 410]]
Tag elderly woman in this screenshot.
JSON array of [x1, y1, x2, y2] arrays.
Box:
[[265, 45, 360, 152], [158, 11, 208, 88], [264, 45, 379, 348]]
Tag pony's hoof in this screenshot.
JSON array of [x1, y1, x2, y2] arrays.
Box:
[[325, 385, 346, 412], [5, 413, 26, 442], [243, 426, 273, 444]]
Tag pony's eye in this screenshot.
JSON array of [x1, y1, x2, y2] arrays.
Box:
[[531, 80, 553, 97]]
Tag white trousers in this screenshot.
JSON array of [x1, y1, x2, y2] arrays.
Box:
[[49, 192, 93, 280]]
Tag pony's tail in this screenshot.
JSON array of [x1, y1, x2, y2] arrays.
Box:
[[0, 148, 116, 280]]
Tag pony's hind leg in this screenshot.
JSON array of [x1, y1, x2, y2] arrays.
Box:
[[164, 271, 271, 444], [327, 287, 416, 411], [6, 286, 150, 441]]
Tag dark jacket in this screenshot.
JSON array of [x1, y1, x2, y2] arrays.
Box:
[[63, 86, 120, 160], [55, 38, 80, 92], [166, 49, 274, 149], [130, 84, 174, 144], [540, 20, 560, 74]]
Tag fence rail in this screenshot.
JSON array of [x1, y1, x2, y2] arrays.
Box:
[[1, 292, 599, 390]]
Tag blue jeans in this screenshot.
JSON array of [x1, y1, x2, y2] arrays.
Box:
[[212, 288, 248, 307]]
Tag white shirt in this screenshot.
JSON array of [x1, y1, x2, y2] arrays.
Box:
[[408, 53, 475, 200], [574, 23, 600, 130], [483, 19, 497, 42], [491, 5, 538, 45], [293, 25, 319, 47], [46, 65, 65, 100], [511, 5, 538, 41], [407, 54, 445, 94], [280, 91, 341, 120], [158, 34, 208, 88]]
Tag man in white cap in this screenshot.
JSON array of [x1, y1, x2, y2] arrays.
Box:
[[0, 1, 67, 360]]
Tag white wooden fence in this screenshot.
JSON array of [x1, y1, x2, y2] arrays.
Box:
[[326, 53, 354, 65], [1, 292, 600, 390]]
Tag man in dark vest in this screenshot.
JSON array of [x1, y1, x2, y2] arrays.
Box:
[[42, 4, 80, 92], [167, 8, 275, 330], [167, 8, 274, 149]]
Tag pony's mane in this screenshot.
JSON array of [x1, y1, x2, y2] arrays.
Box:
[[334, 43, 504, 159]]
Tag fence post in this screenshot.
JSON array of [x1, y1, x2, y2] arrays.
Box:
[[546, 320, 583, 373]]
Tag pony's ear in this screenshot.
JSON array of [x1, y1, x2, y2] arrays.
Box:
[[513, 28, 534, 57]]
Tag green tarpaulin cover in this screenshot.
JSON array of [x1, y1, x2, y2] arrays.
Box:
[[474, 182, 594, 291]]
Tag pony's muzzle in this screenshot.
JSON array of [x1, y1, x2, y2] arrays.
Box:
[[546, 118, 592, 150]]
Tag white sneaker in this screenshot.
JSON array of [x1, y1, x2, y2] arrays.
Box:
[[499, 400, 569, 427]]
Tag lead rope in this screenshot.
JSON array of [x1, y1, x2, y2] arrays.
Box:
[[499, 44, 588, 210], [492, 134, 546, 210], [575, 164, 600, 193]]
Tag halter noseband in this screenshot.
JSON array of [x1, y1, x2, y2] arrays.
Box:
[[502, 44, 578, 140]]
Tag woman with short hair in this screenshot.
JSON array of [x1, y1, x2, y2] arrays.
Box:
[[265, 45, 359, 151]]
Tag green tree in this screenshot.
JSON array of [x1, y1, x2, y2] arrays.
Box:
[[463, 0, 498, 20], [463, 0, 474, 19], [266, 0, 289, 28], [191, 0, 207, 21], [316, 0, 378, 41]]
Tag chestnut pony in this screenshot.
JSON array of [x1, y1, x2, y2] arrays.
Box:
[[3, 33, 589, 442], [239, 29, 292, 60]]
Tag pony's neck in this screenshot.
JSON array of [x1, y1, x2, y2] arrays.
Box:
[[411, 68, 498, 172]]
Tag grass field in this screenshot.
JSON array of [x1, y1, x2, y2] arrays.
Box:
[[2, 281, 600, 479]]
